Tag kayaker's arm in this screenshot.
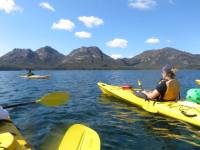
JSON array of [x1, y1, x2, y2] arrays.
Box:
[[142, 80, 167, 100], [142, 90, 160, 100]]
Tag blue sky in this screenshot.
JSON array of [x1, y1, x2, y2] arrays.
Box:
[[0, 0, 200, 58]]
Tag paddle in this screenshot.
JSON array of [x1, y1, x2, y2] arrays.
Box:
[[59, 124, 100, 150], [137, 80, 158, 113], [2, 92, 70, 109]]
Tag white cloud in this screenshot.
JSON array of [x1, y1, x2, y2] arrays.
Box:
[[51, 19, 75, 31], [106, 38, 128, 48], [0, 0, 23, 13], [75, 31, 92, 39], [78, 16, 104, 28], [39, 2, 55, 12], [145, 37, 160, 44], [129, 0, 157, 10], [111, 54, 123, 59]]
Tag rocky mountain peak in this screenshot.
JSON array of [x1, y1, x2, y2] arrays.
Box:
[[128, 47, 199, 69], [68, 46, 103, 57], [36, 46, 64, 57], [0, 46, 199, 70], [61, 46, 123, 68]]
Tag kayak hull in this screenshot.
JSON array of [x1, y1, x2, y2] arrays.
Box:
[[20, 75, 49, 79], [0, 120, 32, 150], [98, 82, 200, 127]]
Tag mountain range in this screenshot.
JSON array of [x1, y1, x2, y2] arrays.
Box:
[[0, 46, 199, 70]]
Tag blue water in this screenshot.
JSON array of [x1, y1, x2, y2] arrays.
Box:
[[0, 70, 200, 150]]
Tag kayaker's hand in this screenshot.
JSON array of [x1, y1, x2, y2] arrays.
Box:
[[0, 106, 9, 120]]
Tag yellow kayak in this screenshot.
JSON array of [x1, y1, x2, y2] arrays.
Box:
[[0, 120, 32, 150], [20, 75, 49, 79], [98, 82, 200, 127], [196, 80, 200, 85]]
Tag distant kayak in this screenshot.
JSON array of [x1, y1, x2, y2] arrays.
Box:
[[20, 75, 49, 79], [196, 80, 200, 85]]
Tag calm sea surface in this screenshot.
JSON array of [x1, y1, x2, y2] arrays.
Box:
[[0, 70, 200, 150]]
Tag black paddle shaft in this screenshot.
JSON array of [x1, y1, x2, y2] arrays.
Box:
[[3, 101, 36, 109]]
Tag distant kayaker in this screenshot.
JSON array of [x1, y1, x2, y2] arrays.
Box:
[[27, 69, 34, 76], [142, 64, 180, 101]]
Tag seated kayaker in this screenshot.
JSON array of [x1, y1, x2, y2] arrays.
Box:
[[27, 69, 34, 76], [141, 64, 180, 101]]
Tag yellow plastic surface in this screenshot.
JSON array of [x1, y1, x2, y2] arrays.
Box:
[[0, 120, 32, 150], [59, 124, 100, 150], [98, 82, 200, 127], [37, 92, 69, 107], [0, 132, 16, 150]]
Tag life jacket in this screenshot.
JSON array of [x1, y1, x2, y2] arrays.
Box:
[[163, 79, 180, 101]]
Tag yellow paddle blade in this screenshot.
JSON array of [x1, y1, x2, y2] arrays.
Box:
[[36, 92, 69, 107], [59, 124, 100, 150], [196, 80, 200, 85]]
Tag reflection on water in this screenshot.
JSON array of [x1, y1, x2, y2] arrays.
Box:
[[99, 94, 200, 148]]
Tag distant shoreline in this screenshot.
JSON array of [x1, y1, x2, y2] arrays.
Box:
[[0, 68, 199, 71]]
